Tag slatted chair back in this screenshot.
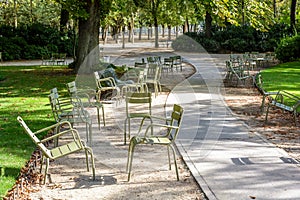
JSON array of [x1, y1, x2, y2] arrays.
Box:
[[124, 92, 153, 144], [17, 116, 95, 184]]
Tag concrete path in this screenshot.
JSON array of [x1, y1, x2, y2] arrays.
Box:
[[167, 52, 300, 200]]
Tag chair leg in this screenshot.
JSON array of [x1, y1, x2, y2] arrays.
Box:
[[89, 123, 92, 147], [128, 118, 131, 142], [124, 118, 128, 145], [40, 155, 44, 174], [97, 107, 100, 130], [138, 117, 152, 134], [126, 138, 136, 181], [101, 105, 106, 126], [154, 83, 158, 97], [265, 104, 271, 124], [85, 123, 89, 143], [85, 146, 96, 180], [44, 157, 50, 184], [260, 95, 266, 113], [167, 146, 171, 170], [170, 145, 179, 181]]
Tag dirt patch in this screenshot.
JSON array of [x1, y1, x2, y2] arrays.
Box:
[[223, 72, 300, 161]]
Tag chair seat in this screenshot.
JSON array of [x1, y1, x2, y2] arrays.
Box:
[[132, 136, 171, 145], [128, 113, 151, 118], [50, 140, 82, 158]]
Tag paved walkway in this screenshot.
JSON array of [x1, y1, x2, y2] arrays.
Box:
[[167, 52, 300, 200]]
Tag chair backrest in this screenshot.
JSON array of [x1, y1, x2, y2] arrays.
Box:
[[125, 68, 138, 82], [147, 63, 158, 77], [94, 71, 118, 89], [154, 56, 161, 65], [147, 63, 161, 81], [17, 116, 51, 157], [171, 55, 181, 64], [135, 62, 147, 69], [135, 70, 146, 85], [66, 81, 77, 96], [48, 92, 61, 122], [147, 57, 156, 64], [125, 92, 152, 115], [167, 104, 184, 141], [70, 96, 91, 122], [164, 57, 173, 65]]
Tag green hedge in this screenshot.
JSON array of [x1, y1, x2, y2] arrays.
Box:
[[275, 34, 300, 62], [0, 23, 75, 61], [172, 24, 292, 54]]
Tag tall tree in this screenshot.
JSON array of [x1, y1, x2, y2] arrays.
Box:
[[74, 0, 100, 72], [290, 0, 297, 30], [134, 0, 162, 47]]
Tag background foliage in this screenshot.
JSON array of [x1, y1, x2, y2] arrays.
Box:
[[172, 23, 298, 56], [0, 23, 75, 60]]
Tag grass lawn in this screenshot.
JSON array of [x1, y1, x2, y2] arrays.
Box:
[[261, 61, 300, 95], [0, 65, 75, 198], [260, 61, 300, 107]]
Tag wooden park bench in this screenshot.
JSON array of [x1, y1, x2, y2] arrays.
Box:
[[265, 90, 300, 125]]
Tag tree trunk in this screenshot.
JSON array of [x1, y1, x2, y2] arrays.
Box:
[[241, 0, 245, 25], [13, 0, 17, 28], [154, 16, 159, 48], [175, 26, 178, 38], [205, 11, 212, 38], [183, 20, 188, 33], [290, 0, 297, 31], [139, 26, 142, 40], [273, 0, 277, 18], [148, 25, 151, 40], [60, 6, 69, 32], [74, 0, 100, 73], [128, 23, 132, 42], [131, 15, 135, 43], [168, 25, 171, 41], [122, 26, 125, 49], [162, 24, 165, 38]]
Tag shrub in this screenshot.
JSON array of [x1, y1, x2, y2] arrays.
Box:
[[0, 23, 75, 61], [275, 34, 300, 62], [173, 24, 292, 53]]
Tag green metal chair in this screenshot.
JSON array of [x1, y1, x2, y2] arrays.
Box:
[[171, 55, 182, 71], [145, 63, 162, 97], [49, 89, 93, 146], [124, 92, 152, 144], [66, 81, 105, 128], [162, 57, 173, 74], [17, 116, 95, 184], [94, 71, 122, 103], [48, 88, 74, 122], [121, 69, 148, 97], [126, 104, 184, 181]]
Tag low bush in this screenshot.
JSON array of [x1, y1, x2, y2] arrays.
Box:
[[0, 23, 75, 61], [172, 24, 293, 53], [275, 34, 300, 62]]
